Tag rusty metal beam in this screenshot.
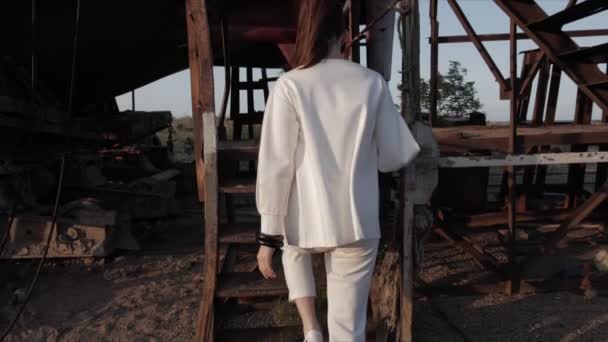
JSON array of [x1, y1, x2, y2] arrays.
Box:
[[493, 0, 608, 113], [544, 64, 562, 125], [447, 0, 509, 92], [531, 59, 550, 125], [517, 51, 544, 121], [433, 29, 608, 44], [567, 90, 593, 208], [506, 19, 519, 295], [598, 65, 608, 191]]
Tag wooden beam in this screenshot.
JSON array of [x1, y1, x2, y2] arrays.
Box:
[[186, 0, 217, 341], [186, 0, 206, 202], [438, 152, 608, 168], [434, 124, 608, 154]]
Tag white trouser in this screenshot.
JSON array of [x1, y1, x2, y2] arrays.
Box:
[[282, 238, 379, 342]]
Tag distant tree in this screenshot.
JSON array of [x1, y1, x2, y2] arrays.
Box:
[[420, 60, 483, 118]]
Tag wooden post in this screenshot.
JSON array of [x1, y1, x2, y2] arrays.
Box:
[[429, 0, 438, 125], [567, 90, 592, 208], [185, 0, 218, 341], [506, 19, 520, 295], [597, 64, 608, 191], [399, 0, 419, 341]]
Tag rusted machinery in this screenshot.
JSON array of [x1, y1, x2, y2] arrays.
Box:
[[0, 0, 181, 260]]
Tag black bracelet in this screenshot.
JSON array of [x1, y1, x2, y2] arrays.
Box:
[[257, 232, 284, 248], [257, 236, 283, 248]]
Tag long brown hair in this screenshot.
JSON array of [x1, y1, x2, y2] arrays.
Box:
[[293, 0, 348, 69]]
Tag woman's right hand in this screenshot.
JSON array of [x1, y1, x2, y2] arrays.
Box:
[[257, 245, 277, 279]]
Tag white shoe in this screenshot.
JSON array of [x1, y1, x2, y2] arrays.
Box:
[[304, 329, 323, 342]]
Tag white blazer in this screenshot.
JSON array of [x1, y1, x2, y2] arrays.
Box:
[[256, 58, 420, 248]]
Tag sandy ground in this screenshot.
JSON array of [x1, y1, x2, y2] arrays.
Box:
[[2, 204, 607, 342]]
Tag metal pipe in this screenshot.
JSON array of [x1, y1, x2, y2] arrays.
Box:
[[429, 0, 438, 125], [506, 19, 519, 295]]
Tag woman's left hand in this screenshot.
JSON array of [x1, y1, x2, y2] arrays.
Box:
[[257, 245, 277, 279]]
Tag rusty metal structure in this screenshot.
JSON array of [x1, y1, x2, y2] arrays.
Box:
[[428, 0, 608, 298], [2, 0, 608, 341]]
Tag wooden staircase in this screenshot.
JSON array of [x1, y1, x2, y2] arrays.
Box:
[[185, 0, 404, 340], [494, 0, 608, 113]]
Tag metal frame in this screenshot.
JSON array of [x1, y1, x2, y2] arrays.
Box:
[[428, 0, 608, 295]]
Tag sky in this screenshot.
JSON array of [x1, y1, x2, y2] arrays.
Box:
[[116, 0, 608, 123]]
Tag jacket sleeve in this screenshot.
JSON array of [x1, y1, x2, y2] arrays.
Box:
[[256, 79, 299, 236], [375, 80, 421, 172]]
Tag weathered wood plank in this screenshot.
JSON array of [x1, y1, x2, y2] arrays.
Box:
[[186, 0, 217, 341], [399, 1, 419, 340], [434, 124, 608, 153], [438, 151, 608, 168]]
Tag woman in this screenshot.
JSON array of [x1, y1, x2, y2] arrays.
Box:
[[255, 0, 420, 341]]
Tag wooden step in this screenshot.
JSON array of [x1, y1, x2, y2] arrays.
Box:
[[218, 140, 259, 161], [219, 222, 258, 244], [231, 111, 264, 124], [560, 42, 608, 64], [528, 0, 608, 31], [219, 176, 256, 194], [216, 272, 289, 298], [218, 326, 302, 342]]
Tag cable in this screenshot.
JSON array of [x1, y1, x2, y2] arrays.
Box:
[[0, 155, 66, 341]]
